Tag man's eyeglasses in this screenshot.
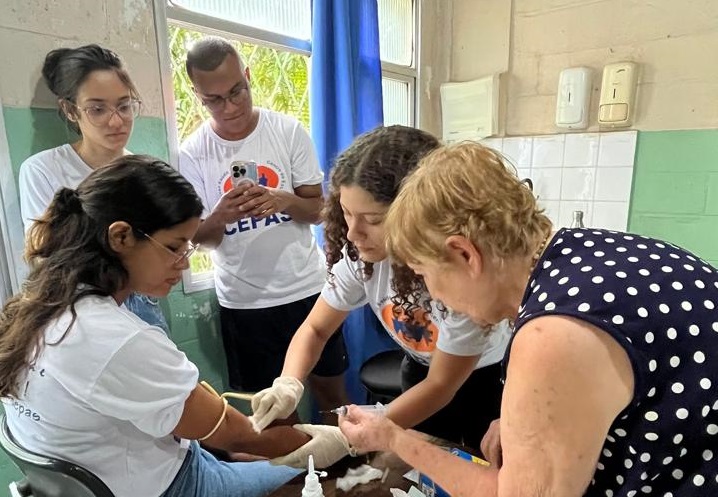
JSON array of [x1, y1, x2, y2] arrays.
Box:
[[136, 229, 199, 265], [69, 99, 141, 127], [199, 85, 249, 113]]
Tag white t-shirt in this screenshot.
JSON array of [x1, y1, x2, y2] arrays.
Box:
[[179, 110, 326, 309], [321, 256, 511, 367], [3, 295, 199, 497], [18, 143, 94, 232]]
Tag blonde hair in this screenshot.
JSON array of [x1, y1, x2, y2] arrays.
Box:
[[385, 141, 552, 266]]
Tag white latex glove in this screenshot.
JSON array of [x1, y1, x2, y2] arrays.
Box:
[[270, 424, 354, 469], [249, 376, 304, 433]]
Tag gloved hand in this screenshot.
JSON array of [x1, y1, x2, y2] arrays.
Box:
[[249, 376, 304, 433], [270, 424, 354, 469]]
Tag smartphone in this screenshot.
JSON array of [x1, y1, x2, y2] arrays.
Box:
[[229, 160, 258, 187]]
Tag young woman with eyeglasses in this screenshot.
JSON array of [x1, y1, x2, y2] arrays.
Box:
[[1, 156, 350, 497], [18, 44, 168, 333]]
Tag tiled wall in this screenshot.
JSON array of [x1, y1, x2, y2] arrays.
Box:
[[481, 131, 637, 231]]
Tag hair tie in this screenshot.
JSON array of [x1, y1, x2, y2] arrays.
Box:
[[57, 188, 83, 214]]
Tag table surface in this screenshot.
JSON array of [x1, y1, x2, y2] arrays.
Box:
[[268, 450, 413, 497], [267, 432, 483, 497]]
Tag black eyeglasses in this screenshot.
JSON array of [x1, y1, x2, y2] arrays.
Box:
[[135, 229, 199, 265], [69, 99, 141, 126], [199, 85, 249, 113]]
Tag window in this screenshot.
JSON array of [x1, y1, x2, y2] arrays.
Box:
[[378, 0, 417, 127], [169, 0, 311, 41], [169, 26, 310, 141], [153, 0, 418, 292]]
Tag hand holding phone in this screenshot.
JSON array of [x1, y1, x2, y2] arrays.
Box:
[[230, 160, 258, 187]]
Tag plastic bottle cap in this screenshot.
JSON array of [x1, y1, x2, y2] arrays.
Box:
[[302, 455, 325, 497]]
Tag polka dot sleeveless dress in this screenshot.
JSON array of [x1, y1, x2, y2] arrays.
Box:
[[510, 228, 718, 496]]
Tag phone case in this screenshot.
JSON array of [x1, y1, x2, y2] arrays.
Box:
[[230, 160, 258, 187]]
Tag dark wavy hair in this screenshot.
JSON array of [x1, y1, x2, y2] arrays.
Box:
[[323, 125, 440, 319], [42, 44, 139, 134], [0, 155, 203, 398]]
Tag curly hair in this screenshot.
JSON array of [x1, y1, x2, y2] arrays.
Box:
[[323, 125, 440, 319], [385, 142, 553, 268]]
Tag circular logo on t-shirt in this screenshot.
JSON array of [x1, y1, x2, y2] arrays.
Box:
[[380, 304, 437, 352]]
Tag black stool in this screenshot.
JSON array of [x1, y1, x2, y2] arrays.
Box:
[[359, 349, 405, 405]]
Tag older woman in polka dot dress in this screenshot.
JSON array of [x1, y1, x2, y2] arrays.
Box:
[[337, 141, 717, 497]]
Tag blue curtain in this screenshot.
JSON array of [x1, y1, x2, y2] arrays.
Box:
[[310, 0, 400, 405]]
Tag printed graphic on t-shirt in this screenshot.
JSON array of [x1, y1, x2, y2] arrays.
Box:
[[257, 164, 280, 187], [9, 365, 45, 423], [219, 160, 293, 236], [380, 304, 437, 352]]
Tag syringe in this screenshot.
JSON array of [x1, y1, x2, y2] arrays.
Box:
[[325, 402, 387, 416]]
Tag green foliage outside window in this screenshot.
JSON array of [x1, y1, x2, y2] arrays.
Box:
[[169, 25, 310, 142], [168, 25, 310, 274]]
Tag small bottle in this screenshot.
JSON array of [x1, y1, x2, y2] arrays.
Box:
[[302, 455, 325, 497], [570, 210, 585, 228]]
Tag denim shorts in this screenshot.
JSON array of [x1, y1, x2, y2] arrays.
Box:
[[124, 293, 170, 335], [161, 441, 301, 497]]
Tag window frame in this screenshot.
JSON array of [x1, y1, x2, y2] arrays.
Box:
[[166, 2, 312, 55], [0, 97, 26, 299], [380, 0, 419, 127], [382, 65, 417, 127], [151, 0, 419, 293]]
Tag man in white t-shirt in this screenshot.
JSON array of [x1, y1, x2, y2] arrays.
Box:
[[178, 37, 348, 419]]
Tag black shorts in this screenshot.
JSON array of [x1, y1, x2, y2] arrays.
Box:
[[401, 356, 503, 452], [219, 293, 348, 392]]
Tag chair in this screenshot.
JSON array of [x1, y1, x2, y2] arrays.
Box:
[[358, 349, 405, 405], [0, 414, 114, 497]]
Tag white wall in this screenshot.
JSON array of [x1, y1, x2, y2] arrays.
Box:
[[449, 0, 718, 136], [417, 0, 453, 136], [0, 0, 163, 117]]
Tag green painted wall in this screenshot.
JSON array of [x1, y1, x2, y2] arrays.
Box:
[[629, 129, 718, 268], [3, 107, 171, 181], [1, 105, 229, 487]]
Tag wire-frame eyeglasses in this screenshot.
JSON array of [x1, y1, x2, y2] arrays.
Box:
[[199, 85, 249, 113], [69, 99, 141, 127], [135, 229, 199, 265]]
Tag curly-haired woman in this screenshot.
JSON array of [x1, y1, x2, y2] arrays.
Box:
[[249, 126, 511, 452]]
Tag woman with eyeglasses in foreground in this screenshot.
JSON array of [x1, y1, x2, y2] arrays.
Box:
[[18, 44, 169, 333], [0, 156, 350, 497], [339, 142, 718, 496]]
